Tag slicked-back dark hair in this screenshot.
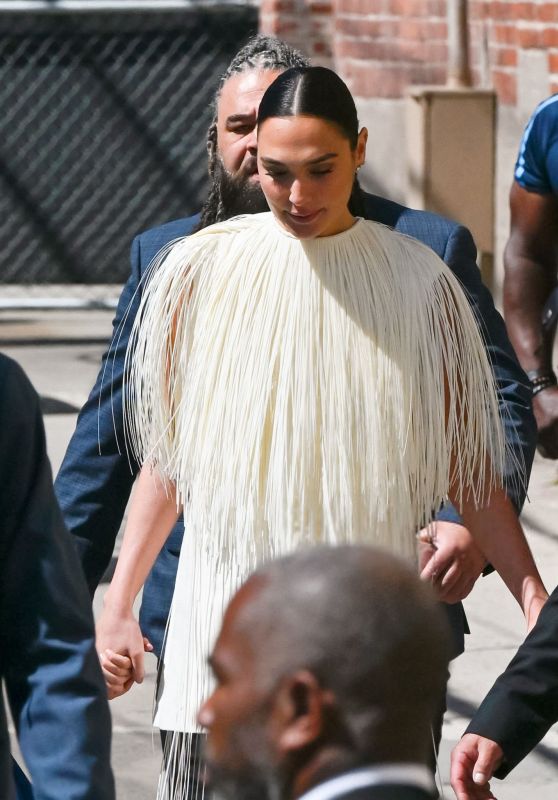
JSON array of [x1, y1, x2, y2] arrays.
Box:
[[257, 66, 365, 216], [257, 66, 360, 147], [198, 35, 309, 229]]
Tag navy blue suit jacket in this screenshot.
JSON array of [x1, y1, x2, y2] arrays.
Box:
[[0, 355, 115, 800], [465, 584, 558, 777], [55, 194, 536, 657]]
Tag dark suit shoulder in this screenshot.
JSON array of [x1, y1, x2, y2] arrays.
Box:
[[362, 191, 458, 232], [136, 214, 200, 248], [134, 215, 200, 270]]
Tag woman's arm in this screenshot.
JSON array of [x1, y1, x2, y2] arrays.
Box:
[[451, 484, 547, 631], [96, 464, 181, 695]]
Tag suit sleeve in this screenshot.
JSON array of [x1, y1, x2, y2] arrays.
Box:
[[437, 225, 536, 516], [465, 586, 558, 777], [54, 236, 143, 593], [0, 359, 115, 800]]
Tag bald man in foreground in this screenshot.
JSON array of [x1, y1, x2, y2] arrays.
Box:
[[197, 545, 451, 800]]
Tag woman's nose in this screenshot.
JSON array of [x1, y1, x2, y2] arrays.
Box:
[[289, 179, 308, 206]]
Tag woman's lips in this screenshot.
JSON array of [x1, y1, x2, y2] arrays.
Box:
[[285, 209, 323, 225]]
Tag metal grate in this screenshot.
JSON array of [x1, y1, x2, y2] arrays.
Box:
[[0, 5, 258, 283]]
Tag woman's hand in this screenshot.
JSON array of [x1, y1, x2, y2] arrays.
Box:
[[92, 464, 179, 699], [96, 599, 153, 697]]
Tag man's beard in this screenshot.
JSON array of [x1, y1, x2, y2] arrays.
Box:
[[215, 157, 270, 218], [205, 763, 280, 800], [202, 726, 285, 800]]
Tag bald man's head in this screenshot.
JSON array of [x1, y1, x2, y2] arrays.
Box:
[[198, 546, 450, 800]]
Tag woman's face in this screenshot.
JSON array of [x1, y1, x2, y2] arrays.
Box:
[[257, 114, 367, 239]]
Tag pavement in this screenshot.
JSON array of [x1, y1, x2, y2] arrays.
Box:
[[2, 305, 558, 800]]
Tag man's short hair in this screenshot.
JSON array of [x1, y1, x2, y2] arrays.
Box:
[[236, 545, 451, 754]]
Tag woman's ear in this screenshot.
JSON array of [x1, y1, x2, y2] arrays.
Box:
[[271, 670, 334, 756], [356, 127, 368, 169]]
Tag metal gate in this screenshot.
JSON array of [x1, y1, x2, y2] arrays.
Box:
[[0, 3, 258, 283]]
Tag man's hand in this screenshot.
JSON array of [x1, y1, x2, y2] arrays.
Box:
[[533, 386, 558, 458], [451, 733, 503, 800], [418, 522, 487, 603]]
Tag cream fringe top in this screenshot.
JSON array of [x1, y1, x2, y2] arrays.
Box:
[[125, 212, 507, 556], [122, 212, 508, 743]]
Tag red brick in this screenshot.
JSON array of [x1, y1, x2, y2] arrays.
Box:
[[387, 0, 445, 17], [342, 60, 411, 98], [310, 2, 333, 13], [551, 81, 558, 95], [494, 45, 518, 66], [518, 26, 545, 48], [543, 26, 558, 46], [274, 18, 302, 35], [337, 38, 389, 58], [492, 68, 517, 104], [493, 23, 518, 44], [548, 50, 558, 72], [512, 2, 536, 20], [398, 18, 447, 39], [397, 38, 448, 61], [413, 63, 447, 84], [469, 1, 486, 19], [486, 1, 509, 20], [264, 0, 297, 12], [336, 17, 400, 37], [336, 0, 378, 13], [537, 3, 558, 22], [338, 35, 447, 63]]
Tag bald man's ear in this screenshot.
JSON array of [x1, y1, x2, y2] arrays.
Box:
[[271, 670, 334, 754]]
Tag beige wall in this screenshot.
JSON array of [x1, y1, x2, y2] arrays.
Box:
[[356, 88, 549, 307]]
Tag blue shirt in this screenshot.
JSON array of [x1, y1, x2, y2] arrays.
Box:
[[515, 94, 558, 194]]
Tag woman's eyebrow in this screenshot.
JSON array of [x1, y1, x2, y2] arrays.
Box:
[[260, 153, 338, 165]]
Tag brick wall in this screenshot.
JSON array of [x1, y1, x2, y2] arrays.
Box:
[[261, 0, 558, 105], [260, 0, 335, 65], [335, 0, 448, 98]]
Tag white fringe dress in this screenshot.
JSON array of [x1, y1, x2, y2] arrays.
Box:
[[124, 212, 507, 749]]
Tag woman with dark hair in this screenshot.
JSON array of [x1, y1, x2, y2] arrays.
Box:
[[98, 67, 546, 797]]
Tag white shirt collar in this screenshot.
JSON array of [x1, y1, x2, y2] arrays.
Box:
[[298, 765, 435, 800]]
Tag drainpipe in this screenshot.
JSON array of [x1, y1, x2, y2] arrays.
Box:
[[447, 0, 473, 89]]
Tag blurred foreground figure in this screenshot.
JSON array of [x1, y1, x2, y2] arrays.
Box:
[[450, 587, 558, 800], [198, 545, 451, 800], [503, 95, 558, 458], [0, 354, 115, 800]]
